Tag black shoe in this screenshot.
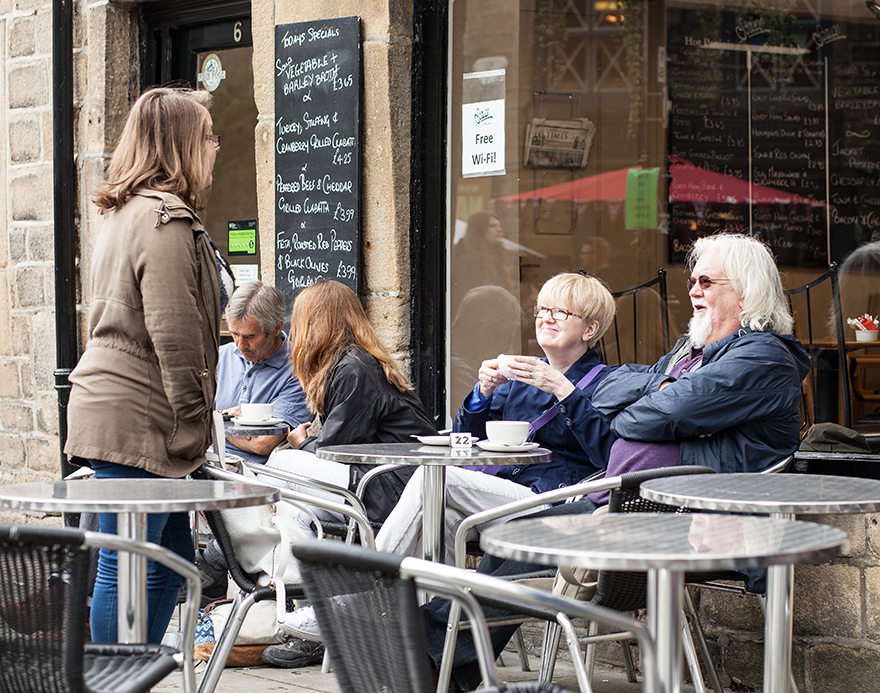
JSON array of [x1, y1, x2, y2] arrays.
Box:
[[261, 636, 325, 668], [196, 550, 228, 608]]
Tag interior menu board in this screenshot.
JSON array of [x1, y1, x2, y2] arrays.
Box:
[[274, 16, 361, 306], [667, 8, 880, 266]]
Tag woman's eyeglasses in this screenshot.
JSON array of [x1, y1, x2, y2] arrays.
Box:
[[205, 134, 221, 148], [687, 275, 731, 291], [534, 305, 581, 321]]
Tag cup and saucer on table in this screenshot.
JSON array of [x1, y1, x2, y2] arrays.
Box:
[[476, 421, 538, 452], [232, 402, 285, 427]]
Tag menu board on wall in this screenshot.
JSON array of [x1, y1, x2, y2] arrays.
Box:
[[666, 8, 880, 266], [274, 16, 361, 308]]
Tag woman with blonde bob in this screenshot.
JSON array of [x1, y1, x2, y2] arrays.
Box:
[[65, 87, 232, 643], [369, 272, 618, 565], [265, 280, 435, 526]]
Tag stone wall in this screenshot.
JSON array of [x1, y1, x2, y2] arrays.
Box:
[[0, 0, 63, 510]]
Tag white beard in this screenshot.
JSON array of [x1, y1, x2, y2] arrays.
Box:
[[688, 310, 712, 349]]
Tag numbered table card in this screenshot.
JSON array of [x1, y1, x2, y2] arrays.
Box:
[[450, 432, 474, 449]]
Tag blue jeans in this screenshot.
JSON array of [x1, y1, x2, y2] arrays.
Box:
[[89, 459, 195, 643]]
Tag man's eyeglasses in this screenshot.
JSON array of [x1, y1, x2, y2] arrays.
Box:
[[534, 305, 581, 321], [687, 275, 731, 291], [205, 134, 221, 148]]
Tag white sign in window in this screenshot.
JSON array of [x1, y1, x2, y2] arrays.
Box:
[[461, 70, 505, 178]]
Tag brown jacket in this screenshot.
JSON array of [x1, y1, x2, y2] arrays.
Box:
[[65, 190, 221, 477]]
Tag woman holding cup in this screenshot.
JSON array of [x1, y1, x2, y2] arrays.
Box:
[[373, 272, 618, 564]]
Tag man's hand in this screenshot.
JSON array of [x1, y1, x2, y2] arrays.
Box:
[[287, 421, 312, 449]]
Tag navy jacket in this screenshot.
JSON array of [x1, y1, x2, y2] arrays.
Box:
[[453, 349, 616, 492], [592, 328, 811, 473]]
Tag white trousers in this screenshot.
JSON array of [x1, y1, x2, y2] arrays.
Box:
[[375, 466, 545, 565], [258, 448, 351, 535]]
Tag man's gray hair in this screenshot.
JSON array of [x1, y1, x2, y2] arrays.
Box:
[[687, 233, 794, 335], [226, 281, 286, 334]]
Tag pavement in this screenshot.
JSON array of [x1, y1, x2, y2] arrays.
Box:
[[154, 641, 704, 693]]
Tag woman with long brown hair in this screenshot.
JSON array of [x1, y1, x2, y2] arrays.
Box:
[[264, 279, 435, 526]]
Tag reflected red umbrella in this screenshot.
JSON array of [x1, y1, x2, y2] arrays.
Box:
[[497, 167, 637, 202], [668, 155, 823, 206]]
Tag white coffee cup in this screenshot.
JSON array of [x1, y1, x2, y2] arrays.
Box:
[[485, 420, 530, 446], [239, 402, 275, 420], [496, 354, 518, 379]]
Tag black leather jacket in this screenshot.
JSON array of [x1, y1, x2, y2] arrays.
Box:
[[300, 347, 436, 522]]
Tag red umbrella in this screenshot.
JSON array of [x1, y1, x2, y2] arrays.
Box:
[[668, 155, 823, 206], [497, 167, 637, 202]]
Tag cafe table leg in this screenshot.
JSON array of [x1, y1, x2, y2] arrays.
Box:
[[649, 568, 683, 693], [117, 511, 148, 643], [422, 465, 447, 563], [764, 563, 794, 693]]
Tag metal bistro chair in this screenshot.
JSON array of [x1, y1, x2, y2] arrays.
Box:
[[0, 522, 200, 693], [601, 269, 670, 367], [195, 463, 377, 693], [290, 540, 659, 693], [784, 263, 852, 430], [441, 466, 716, 693]]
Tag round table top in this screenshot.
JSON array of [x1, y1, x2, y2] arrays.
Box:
[[0, 478, 280, 514], [641, 473, 880, 515], [315, 441, 552, 467], [480, 513, 848, 572]]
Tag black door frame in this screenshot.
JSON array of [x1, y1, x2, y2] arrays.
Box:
[[139, 0, 252, 88], [410, 0, 449, 425]]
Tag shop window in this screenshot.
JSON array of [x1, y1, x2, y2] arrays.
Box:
[[445, 0, 880, 422]]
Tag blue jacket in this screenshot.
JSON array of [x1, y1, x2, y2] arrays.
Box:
[[453, 349, 616, 492], [591, 328, 812, 473]]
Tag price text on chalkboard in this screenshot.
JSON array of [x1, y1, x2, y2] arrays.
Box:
[[274, 16, 361, 306]]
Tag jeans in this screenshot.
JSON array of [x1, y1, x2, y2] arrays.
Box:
[[421, 495, 599, 690], [89, 459, 195, 643]]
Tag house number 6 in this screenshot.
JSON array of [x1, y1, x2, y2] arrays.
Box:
[[233, 21, 242, 43]]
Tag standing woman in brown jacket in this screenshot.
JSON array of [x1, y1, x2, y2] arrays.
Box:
[[65, 87, 231, 643]]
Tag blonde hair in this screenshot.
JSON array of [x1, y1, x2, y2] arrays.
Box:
[[94, 87, 214, 211], [688, 233, 793, 334], [289, 281, 412, 414], [536, 272, 616, 348]]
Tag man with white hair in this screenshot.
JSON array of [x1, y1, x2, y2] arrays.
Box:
[[587, 231, 811, 504]]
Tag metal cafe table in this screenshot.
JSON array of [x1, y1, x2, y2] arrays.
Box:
[[0, 478, 279, 643], [317, 441, 551, 562], [641, 473, 880, 693], [481, 513, 847, 693]]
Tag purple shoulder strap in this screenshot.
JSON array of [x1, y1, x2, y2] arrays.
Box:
[[527, 363, 605, 439]]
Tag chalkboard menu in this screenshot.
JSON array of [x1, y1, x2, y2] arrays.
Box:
[[274, 16, 361, 308], [666, 8, 880, 266]]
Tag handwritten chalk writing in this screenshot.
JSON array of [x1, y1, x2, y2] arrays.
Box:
[[308, 26, 340, 41], [275, 17, 360, 301]]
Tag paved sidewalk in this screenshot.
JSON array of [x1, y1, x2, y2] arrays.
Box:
[[154, 652, 705, 693]]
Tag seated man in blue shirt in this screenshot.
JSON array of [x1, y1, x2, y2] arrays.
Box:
[[214, 280, 310, 464], [200, 281, 311, 610]]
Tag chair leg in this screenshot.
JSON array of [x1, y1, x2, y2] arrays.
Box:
[[681, 609, 708, 693], [582, 620, 599, 685], [320, 647, 332, 673], [619, 640, 637, 683], [538, 621, 562, 683], [511, 626, 531, 671], [684, 588, 725, 693]]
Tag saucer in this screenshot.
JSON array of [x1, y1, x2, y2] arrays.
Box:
[[476, 441, 540, 453], [412, 435, 451, 446], [231, 416, 285, 427]]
